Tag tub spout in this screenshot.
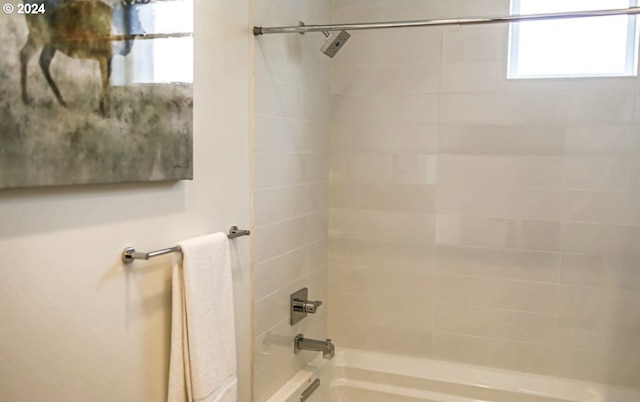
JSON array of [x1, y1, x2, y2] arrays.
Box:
[[294, 334, 335, 359]]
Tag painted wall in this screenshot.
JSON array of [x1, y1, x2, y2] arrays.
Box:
[[329, 0, 640, 388], [251, 0, 331, 400], [0, 1, 252, 401]]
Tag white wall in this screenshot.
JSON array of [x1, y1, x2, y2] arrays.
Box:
[[329, 0, 640, 389], [251, 1, 331, 400], [0, 1, 252, 400]]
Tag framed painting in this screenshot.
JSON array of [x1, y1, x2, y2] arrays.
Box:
[[0, 0, 193, 189]]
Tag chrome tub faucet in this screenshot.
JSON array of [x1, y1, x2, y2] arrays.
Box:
[[294, 334, 335, 359]]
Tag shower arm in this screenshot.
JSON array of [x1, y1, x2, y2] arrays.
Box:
[[254, 6, 640, 35]]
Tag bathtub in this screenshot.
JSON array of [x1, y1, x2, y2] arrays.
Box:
[[266, 348, 640, 402]]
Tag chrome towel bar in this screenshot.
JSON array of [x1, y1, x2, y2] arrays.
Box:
[[122, 226, 250, 264]]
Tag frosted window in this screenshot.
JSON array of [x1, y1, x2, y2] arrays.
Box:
[[509, 0, 639, 78]]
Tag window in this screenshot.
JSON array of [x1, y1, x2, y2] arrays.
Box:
[[508, 0, 639, 78], [111, 0, 193, 85]]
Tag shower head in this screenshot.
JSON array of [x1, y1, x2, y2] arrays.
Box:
[[320, 30, 351, 58]]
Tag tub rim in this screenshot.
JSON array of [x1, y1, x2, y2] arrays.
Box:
[[267, 348, 640, 402]]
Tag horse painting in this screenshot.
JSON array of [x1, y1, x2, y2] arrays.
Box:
[[20, 0, 149, 115]]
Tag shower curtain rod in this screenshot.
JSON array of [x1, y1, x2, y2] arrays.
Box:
[[253, 7, 640, 35]]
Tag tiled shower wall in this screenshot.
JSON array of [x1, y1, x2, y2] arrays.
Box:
[[329, 0, 640, 388], [252, 1, 330, 400]]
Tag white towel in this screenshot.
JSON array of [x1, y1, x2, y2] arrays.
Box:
[[168, 233, 237, 402]]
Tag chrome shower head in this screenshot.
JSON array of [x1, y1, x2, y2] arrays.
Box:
[[320, 30, 351, 58]]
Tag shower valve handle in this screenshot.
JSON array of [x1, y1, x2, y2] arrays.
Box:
[[293, 299, 323, 314], [290, 288, 323, 325]]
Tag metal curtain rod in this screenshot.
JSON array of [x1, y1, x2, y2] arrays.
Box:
[[253, 7, 640, 35], [121, 226, 250, 264]]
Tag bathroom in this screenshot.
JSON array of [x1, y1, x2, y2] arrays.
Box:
[[2, 0, 640, 401]]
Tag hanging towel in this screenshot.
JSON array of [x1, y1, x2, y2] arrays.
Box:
[[168, 233, 237, 402]]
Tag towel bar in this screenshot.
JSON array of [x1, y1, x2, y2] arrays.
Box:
[[122, 226, 250, 264]]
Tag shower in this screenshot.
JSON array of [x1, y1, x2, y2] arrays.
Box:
[[320, 30, 351, 58], [252, 1, 640, 401]]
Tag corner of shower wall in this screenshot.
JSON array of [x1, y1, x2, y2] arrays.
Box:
[[251, 1, 331, 401]]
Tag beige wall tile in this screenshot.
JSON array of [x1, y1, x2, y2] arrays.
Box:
[[329, 319, 433, 358], [434, 274, 558, 314], [436, 245, 560, 283], [549, 347, 640, 388], [560, 254, 640, 291], [329, 238, 437, 271], [433, 331, 640, 387], [254, 183, 327, 226], [432, 332, 493, 366], [330, 291, 433, 331], [564, 157, 640, 192], [562, 223, 640, 257], [330, 123, 438, 154], [330, 152, 437, 186], [332, 30, 442, 66], [330, 265, 433, 300], [433, 332, 564, 378], [440, 61, 567, 94], [440, 92, 569, 125], [437, 187, 563, 221], [433, 304, 616, 352], [332, 63, 441, 95], [553, 316, 602, 350], [253, 212, 327, 264], [563, 190, 640, 226], [558, 285, 640, 325], [330, 209, 435, 243], [442, 26, 509, 62], [485, 339, 560, 376], [435, 304, 559, 344], [254, 241, 325, 300], [254, 76, 305, 119], [330, 182, 436, 213], [438, 125, 565, 156], [254, 38, 299, 84], [600, 323, 640, 355], [254, 152, 327, 190], [254, 0, 319, 26], [254, 114, 328, 153], [439, 0, 509, 18], [437, 155, 564, 188], [565, 125, 640, 157], [332, 0, 443, 22], [435, 304, 518, 339], [435, 215, 562, 251], [330, 152, 392, 183], [332, 93, 440, 124], [635, 89, 640, 124], [567, 89, 636, 124]]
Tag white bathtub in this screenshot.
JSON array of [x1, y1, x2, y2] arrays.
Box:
[[266, 348, 640, 402]]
